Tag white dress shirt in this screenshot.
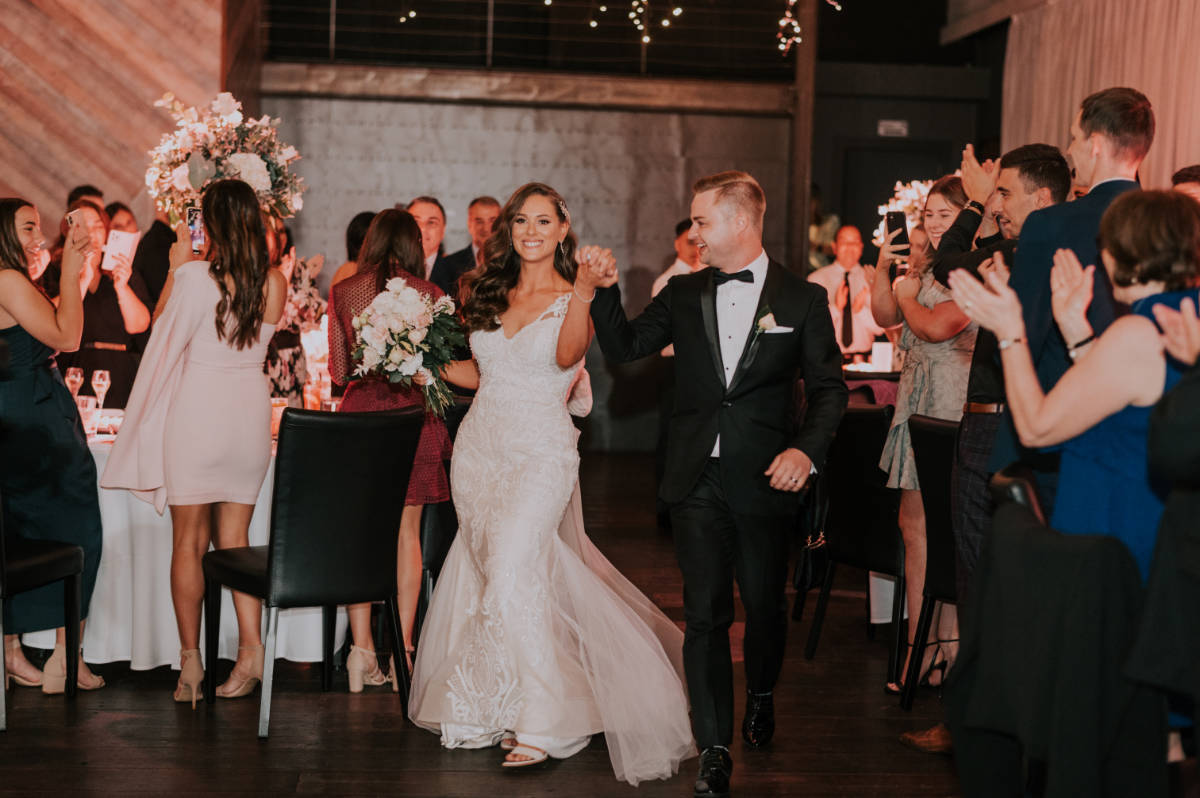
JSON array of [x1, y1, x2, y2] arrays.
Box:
[[424, 252, 437, 280], [711, 250, 769, 457], [807, 261, 884, 353]]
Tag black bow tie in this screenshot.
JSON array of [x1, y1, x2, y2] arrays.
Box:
[[713, 269, 754, 285]]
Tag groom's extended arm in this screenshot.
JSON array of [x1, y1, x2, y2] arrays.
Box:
[[790, 285, 848, 471], [589, 282, 673, 363]]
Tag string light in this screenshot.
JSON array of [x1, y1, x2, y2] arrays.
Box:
[[778, 0, 843, 55], [587, 0, 682, 44]]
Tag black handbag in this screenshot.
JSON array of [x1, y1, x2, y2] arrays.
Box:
[[791, 474, 829, 621]]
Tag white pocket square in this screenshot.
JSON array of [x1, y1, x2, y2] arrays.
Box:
[[764, 326, 794, 334]]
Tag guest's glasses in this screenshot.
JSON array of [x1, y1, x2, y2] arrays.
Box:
[[64, 367, 84, 397], [91, 369, 111, 410]]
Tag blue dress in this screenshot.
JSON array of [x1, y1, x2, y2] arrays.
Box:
[[0, 324, 103, 633], [1049, 288, 1200, 581]]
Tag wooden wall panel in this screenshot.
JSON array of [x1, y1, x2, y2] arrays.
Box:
[[0, 0, 235, 230]]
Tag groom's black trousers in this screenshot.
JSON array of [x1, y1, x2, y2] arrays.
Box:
[[671, 459, 792, 750]]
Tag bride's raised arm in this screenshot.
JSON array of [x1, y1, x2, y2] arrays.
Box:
[[557, 245, 612, 368]]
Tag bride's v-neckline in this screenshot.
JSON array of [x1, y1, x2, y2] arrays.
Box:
[[497, 292, 570, 340]]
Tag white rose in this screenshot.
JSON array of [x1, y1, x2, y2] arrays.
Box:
[[170, 164, 191, 192], [388, 347, 403, 364], [409, 328, 426, 345], [225, 152, 271, 193], [386, 277, 409, 293], [757, 312, 777, 331], [398, 352, 423, 377], [361, 347, 382, 370]]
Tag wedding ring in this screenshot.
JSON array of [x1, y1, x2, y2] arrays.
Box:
[[789, 477, 798, 483]]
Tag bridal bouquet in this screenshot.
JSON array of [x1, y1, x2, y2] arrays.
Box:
[[350, 278, 465, 417], [145, 92, 306, 222]]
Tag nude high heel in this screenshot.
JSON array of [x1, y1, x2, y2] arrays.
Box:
[[173, 649, 204, 709], [40, 644, 104, 694], [5, 639, 42, 688], [216, 644, 264, 699], [346, 646, 389, 693]]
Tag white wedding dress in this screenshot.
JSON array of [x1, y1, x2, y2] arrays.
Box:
[[409, 293, 696, 785]]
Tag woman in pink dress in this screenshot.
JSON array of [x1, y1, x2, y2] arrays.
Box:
[[102, 180, 287, 707], [327, 209, 452, 690]]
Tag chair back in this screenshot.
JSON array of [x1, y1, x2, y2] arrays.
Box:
[[266, 407, 424, 608], [822, 405, 904, 576], [907, 414, 959, 602], [989, 464, 1047, 524]]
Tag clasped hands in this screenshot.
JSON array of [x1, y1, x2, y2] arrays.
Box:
[[574, 245, 618, 298]]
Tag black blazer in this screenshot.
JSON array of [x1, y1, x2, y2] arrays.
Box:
[[430, 247, 475, 299], [591, 260, 848, 516], [989, 179, 1137, 471]]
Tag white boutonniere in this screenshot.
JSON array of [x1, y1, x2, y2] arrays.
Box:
[[750, 305, 775, 346]]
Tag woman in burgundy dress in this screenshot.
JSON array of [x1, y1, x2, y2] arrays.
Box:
[[327, 209, 452, 690]]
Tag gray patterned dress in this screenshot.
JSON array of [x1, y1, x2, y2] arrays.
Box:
[[879, 270, 977, 490]]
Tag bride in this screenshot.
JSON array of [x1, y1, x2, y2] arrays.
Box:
[[409, 183, 695, 784]]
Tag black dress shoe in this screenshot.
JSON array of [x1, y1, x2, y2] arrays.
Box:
[[742, 690, 775, 747], [694, 746, 732, 797]]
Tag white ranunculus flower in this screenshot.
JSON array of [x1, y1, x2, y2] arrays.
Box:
[[225, 153, 271, 193], [388, 347, 403, 364], [360, 324, 386, 351], [386, 277, 409, 293], [361, 346, 382, 370]]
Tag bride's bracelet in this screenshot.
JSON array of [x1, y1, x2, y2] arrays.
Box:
[[573, 285, 596, 304]]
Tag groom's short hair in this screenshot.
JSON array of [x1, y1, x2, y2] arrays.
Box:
[[693, 171, 765, 230], [1079, 87, 1154, 163]]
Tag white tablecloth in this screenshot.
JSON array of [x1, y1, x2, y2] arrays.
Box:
[[23, 440, 347, 669]]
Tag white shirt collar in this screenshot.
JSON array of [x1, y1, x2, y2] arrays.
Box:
[[720, 249, 768, 284]]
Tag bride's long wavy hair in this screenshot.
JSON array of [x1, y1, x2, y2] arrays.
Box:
[[461, 183, 578, 332], [203, 179, 271, 350]]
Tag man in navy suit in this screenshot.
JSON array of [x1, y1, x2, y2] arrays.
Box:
[[988, 87, 1155, 509], [435, 196, 500, 298]]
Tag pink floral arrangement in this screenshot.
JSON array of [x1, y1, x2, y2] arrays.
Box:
[[145, 92, 305, 222]]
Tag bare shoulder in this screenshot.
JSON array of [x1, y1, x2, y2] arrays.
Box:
[[264, 268, 288, 323], [1101, 313, 1162, 352]]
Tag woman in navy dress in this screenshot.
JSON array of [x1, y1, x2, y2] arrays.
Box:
[[0, 198, 105, 693], [950, 189, 1200, 578]]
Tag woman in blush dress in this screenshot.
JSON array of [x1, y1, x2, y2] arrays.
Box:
[[408, 183, 694, 784], [0, 198, 105, 693], [102, 180, 287, 707], [870, 176, 976, 692], [326, 209, 452, 690]]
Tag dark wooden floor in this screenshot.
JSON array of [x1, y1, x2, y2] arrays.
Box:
[[0, 454, 959, 797]]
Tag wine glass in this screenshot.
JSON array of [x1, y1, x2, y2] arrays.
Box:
[[64, 367, 84, 397], [91, 369, 111, 410]]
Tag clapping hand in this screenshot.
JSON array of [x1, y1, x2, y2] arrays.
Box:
[[765, 447, 813, 492], [961, 143, 998, 204], [1050, 248, 1094, 336], [948, 264, 1026, 341], [575, 245, 618, 293], [977, 251, 1011, 287], [1153, 297, 1200, 366]]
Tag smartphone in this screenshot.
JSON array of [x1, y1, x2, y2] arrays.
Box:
[[884, 211, 911, 252], [186, 207, 205, 255], [101, 229, 139, 272], [66, 208, 85, 229]]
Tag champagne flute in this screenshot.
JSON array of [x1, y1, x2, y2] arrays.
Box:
[[91, 369, 111, 410], [64, 367, 84, 397]]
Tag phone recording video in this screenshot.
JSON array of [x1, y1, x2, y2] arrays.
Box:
[[186, 207, 206, 255]]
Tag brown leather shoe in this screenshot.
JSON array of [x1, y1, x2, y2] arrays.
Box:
[[899, 722, 953, 755]]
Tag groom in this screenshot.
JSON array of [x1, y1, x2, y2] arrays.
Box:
[[579, 171, 847, 797]]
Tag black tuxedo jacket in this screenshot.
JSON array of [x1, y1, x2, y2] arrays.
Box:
[[989, 178, 1136, 471], [430, 247, 475, 299], [591, 260, 848, 516]]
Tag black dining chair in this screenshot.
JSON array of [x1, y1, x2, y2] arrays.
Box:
[[803, 405, 907, 687], [989, 463, 1047, 524], [901, 413, 960, 710], [0, 490, 85, 731], [201, 407, 423, 737]]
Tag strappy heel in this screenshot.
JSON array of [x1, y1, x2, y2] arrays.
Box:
[[347, 646, 389, 693], [42, 643, 105, 694], [216, 644, 264, 699], [174, 649, 204, 709], [5, 639, 42, 688]]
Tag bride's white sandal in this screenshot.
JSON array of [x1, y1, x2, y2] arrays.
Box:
[[499, 733, 518, 752], [502, 742, 548, 768]]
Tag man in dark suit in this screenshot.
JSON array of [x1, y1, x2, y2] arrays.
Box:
[[988, 87, 1154, 509], [579, 171, 847, 797], [435, 196, 500, 298]]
